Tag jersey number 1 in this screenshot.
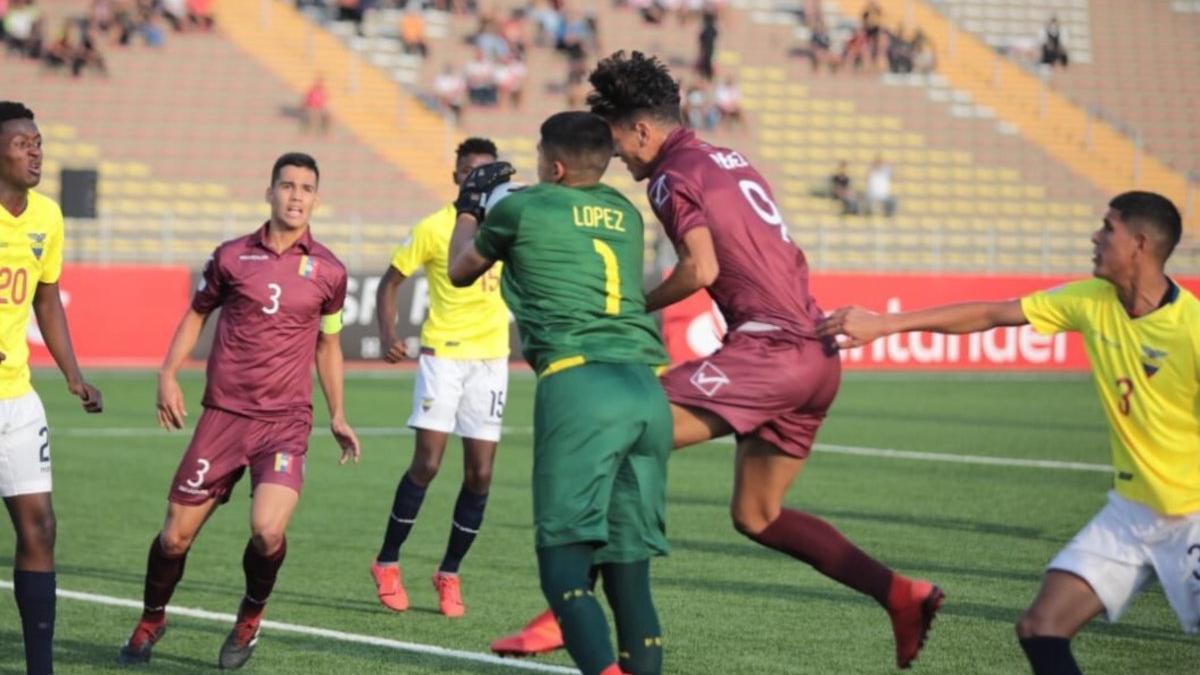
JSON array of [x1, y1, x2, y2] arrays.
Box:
[[592, 239, 621, 315]]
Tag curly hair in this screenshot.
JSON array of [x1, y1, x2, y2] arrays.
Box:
[[455, 137, 498, 161], [0, 101, 35, 128], [587, 51, 681, 124]]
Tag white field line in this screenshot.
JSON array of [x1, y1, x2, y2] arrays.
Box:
[[58, 426, 1112, 473], [0, 581, 577, 674]]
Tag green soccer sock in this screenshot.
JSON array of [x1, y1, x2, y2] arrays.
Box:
[[537, 544, 616, 675], [600, 560, 663, 675]]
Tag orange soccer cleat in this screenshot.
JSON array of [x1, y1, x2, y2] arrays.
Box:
[[370, 560, 409, 612], [433, 572, 466, 618], [490, 608, 565, 657], [887, 577, 944, 669]]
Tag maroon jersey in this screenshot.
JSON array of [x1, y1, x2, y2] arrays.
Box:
[[193, 224, 347, 421], [647, 128, 824, 338]]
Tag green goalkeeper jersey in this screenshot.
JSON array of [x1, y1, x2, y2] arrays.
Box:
[[474, 182, 667, 375]]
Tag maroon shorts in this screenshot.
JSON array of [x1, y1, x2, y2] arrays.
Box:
[[169, 407, 311, 506], [660, 329, 841, 458]]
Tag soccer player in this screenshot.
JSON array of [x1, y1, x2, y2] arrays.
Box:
[[448, 111, 673, 675], [491, 51, 942, 670], [816, 191, 1198, 675], [117, 152, 360, 670], [370, 137, 509, 617], [0, 101, 103, 675]]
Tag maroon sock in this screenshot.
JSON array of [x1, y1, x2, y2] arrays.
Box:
[[749, 509, 893, 607], [239, 537, 287, 620], [143, 535, 188, 621]]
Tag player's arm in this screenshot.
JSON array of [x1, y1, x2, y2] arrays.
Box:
[[448, 213, 496, 287], [156, 308, 210, 430], [375, 266, 410, 363], [816, 300, 1028, 349], [32, 282, 102, 413], [645, 227, 719, 313], [315, 329, 361, 464]]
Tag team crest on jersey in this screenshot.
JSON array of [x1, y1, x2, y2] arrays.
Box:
[[298, 255, 318, 278], [274, 452, 294, 475], [1140, 344, 1167, 378], [690, 360, 730, 397], [28, 232, 46, 259]]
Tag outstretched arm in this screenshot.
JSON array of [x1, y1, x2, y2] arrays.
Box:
[[816, 300, 1028, 349], [156, 308, 209, 429], [315, 331, 360, 464], [448, 213, 496, 287], [645, 227, 719, 313]]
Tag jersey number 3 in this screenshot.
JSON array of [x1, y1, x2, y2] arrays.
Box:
[[1115, 377, 1134, 416], [263, 283, 282, 315]]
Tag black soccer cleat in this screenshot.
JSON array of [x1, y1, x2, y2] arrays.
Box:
[[218, 617, 261, 670]]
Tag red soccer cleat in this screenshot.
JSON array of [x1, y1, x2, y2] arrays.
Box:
[[887, 577, 944, 669], [370, 560, 409, 612], [117, 615, 167, 665], [433, 572, 466, 618], [490, 609, 564, 657]]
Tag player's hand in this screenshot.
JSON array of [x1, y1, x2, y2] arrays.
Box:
[[454, 161, 516, 221], [69, 379, 103, 413], [331, 416, 361, 465], [156, 374, 187, 430], [816, 306, 889, 349], [382, 339, 408, 364]]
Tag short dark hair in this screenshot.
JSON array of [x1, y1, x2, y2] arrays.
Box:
[[1109, 191, 1182, 261], [587, 50, 681, 124], [455, 137, 497, 161], [0, 102, 35, 130], [271, 152, 320, 186], [540, 111, 613, 179]]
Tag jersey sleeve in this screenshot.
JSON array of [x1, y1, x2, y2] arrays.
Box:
[[389, 217, 436, 277], [39, 204, 65, 284], [1019, 279, 1099, 334], [191, 247, 228, 314], [320, 265, 349, 334], [475, 193, 521, 260], [654, 171, 708, 244]]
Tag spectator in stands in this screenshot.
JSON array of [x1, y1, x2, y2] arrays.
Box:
[[187, 0, 214, 31], [473, 14, 509, 61], [3, 0, 43, 59], [399, 7, 427, 57], [790, 16, 839, 73], [160, 0, 186, 31], [911, 28, 935, 74], [500, 7, 526, 58], [336, 0, 364, 36], [463, 47, 497, 106], [830, 161, 858, 214], [495, 53, 526, 109], [529, 0, 562, 48], [864, 155, 896, 217], [44, 17, 107, 78], [433, 62, 466, 124], [696, 8, 717, 81], [713, 74, 743, 132], [301, 75, 331, 135], [682, 82, 718, 130], [1040, 15, 1068, 68], [631, 0, 666, 25], [887, 25, 914, 74]]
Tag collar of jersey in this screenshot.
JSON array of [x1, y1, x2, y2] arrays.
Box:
[[250, 221, 313, 254]]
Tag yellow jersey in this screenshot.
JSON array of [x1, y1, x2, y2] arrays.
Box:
[[0, 190, 65, 399], [1021, 278, 1200, 515], [390, 204, 509, 360]]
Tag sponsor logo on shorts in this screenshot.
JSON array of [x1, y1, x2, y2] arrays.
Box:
[[274, 452, 294, 475], [421, 398, 434, 412], [176, 484, 210, 496], [690, 361, 730, 397]]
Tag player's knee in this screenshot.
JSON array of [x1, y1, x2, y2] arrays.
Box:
[[464, 465, 492, 493], [250, 528, 286, 556], [158, 528, 195, 557], [730, 501, 778, 537], [1016, 605, 1058, 639], [18, 510, 56, 556], [408, 456, 442, 486]]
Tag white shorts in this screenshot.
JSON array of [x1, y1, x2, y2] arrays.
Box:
[[1048, 491, 1200, 633], [408, 355, 507, 442], [0, 391, 52, 498]]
